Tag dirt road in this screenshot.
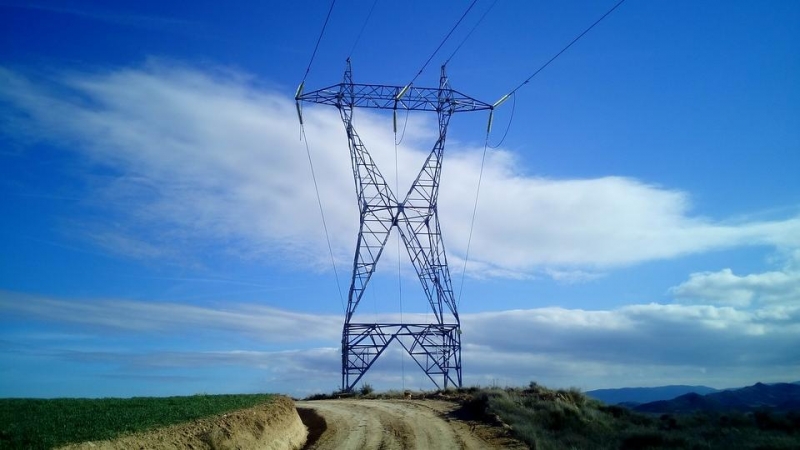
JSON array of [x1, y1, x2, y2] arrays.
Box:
[[295, 398, 525, 450]]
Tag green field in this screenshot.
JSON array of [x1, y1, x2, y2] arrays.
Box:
[[0, 393, 274, 450]]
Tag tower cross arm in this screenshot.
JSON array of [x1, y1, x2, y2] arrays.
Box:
[[297, 83, 492, 113]]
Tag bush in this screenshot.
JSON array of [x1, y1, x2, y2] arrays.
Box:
[[601, 404, 631, 419], [620, 430, 688, 449], [754, 409, 794, 433], [559, 387, 588, 407], [359, 383, 375, 396], [717, 412, 750, 429]]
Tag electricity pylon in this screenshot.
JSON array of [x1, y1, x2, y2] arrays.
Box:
[[296, 60, 491, 392]]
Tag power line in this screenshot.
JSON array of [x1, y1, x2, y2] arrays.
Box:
[[348, 0, 379, 58], [294, 0, 341, 311], [394, 126, 406, 392], [499, 0, 627, 100], [461, 0, 627, 302], [394, 108, 410, 146], [444, 0, 498, 66], [457, 93, 512, 305], [301, 0, 337, 83], [406, 0, 479, 87], [457, 132, 490, 307], [300, 124, 347, 314], [488, 92, 515, 148]]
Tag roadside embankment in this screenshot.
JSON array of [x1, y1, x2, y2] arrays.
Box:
[[58, 396, 307, 450]]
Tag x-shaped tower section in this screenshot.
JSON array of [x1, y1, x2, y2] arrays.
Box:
[[297, 60, 491, 391]]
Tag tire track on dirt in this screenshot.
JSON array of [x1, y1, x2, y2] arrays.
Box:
[[296, 399, 519, 450]]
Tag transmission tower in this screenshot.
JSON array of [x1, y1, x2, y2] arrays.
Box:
[[297, 60, 491, 392]]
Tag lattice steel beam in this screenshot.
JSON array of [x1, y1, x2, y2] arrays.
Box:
[[298, 83, 492, 113], [297, 60, 485, 391]]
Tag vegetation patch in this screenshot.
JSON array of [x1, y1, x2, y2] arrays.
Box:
[[462, 382, 800, 450], [0, 393, 275, 450]]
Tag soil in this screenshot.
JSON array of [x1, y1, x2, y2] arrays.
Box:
[[56, 395, 525, 450], [296, 398, 527, 450], [57, 396, 307, 450]]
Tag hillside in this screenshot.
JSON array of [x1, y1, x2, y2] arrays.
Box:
[[464, 383, 800, 449], [635, 382, 800, 413], [586, 385, 718, 405]]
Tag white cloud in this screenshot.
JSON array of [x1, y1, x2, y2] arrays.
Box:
[[670, 252, 800, 307], [671, 268, 800, 307], [544, 268, 605, 284], [0, 290, 341, 343], [2, 291, 798, 393], [1, 63, 799, 279], [467, 303, 800, 364]]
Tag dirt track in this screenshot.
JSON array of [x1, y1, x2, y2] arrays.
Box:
[[296, 399, 525, 450]]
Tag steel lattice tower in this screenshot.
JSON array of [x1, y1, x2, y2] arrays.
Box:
[[297, 60, 491, 392]]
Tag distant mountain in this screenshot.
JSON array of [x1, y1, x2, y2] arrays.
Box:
[[585, 385, 718, 405], [634, 382, 800, 414]]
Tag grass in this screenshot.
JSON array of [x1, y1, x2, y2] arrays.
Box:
[[304, 382, 799, 449], [463, 382, 800, 450], [0, 393, 275, 450]]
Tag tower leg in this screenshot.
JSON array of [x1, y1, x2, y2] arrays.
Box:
[[334, 62, 462, 392], [342, 323, 461, 392]]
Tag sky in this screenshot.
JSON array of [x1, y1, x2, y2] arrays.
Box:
[[1, 0, 799, 398]]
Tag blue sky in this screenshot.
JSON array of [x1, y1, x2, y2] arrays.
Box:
[[1, 0, 799, 398]]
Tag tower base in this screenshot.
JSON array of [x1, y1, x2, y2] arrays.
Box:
[[342, 322, 462, 392]]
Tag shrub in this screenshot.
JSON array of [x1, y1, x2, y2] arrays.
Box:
[[359, 383, 375, 396], [559, 387, 588, 407], [601, 404, 632, 419], [620, 431, 671, 449], [754, 409, 794, 433], [717, 412, 750, 429], [659, 414, 679, 431]]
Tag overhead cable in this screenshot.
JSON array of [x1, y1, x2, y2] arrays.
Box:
[[404, 0, 479, 89], [495, 0, 627, 102], [348, 0, 379, 58], [444, 0, 499, 66], [300, 0, 337, 86], [300, 124, 347, 314], [457, 131, 491, 307], [488, 93, 515, 148]]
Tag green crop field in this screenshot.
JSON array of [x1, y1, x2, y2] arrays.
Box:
[[0, 393, 274, 450]]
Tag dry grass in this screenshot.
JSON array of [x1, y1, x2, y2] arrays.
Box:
[[461, 382, 800, 450]]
